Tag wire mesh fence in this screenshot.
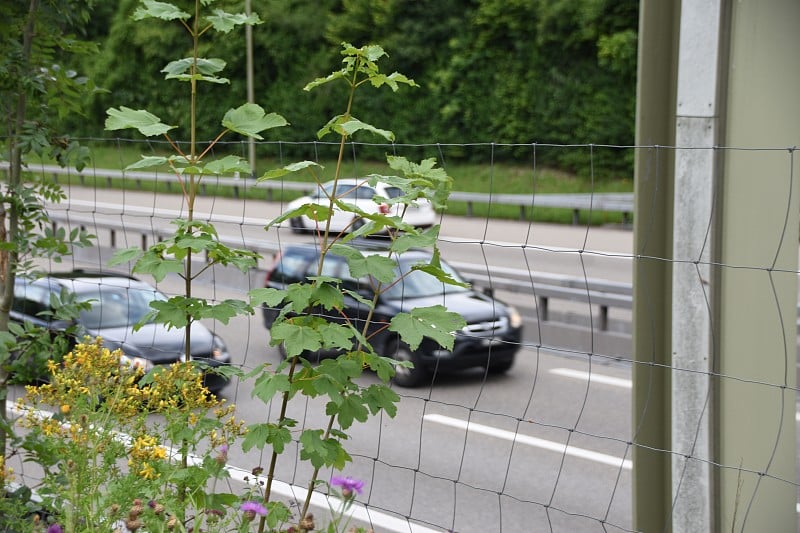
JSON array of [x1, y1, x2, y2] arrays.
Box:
[[2, 140, 798, 532]]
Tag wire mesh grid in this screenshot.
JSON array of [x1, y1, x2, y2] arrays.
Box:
[[3, 140, 798, 532]]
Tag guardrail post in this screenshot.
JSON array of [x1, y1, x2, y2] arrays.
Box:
[[538, 296, 549, 322], [598, 305, 609, 332]]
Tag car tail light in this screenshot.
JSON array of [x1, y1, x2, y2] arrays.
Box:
[[378, 203, 390, 214], [264, 251, 282, 285]]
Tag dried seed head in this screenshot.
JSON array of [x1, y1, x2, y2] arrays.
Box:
[[299, 513, 315, 531]]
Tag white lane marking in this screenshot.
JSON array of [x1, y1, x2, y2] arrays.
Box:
[[550, 368, 632, 389], [424, 413, 632, 470]]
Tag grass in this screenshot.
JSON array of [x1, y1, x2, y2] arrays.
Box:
[[48, 141, 634, 225]]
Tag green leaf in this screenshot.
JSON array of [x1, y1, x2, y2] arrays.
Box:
[[206, 9, 261, 33], [361, 384, 400, 417], [330, 244, 397, 283], [317, 322, 355, 352], [162, 57, 226, 78], [266, 203, 333, 231], [202, 299, 253, 324], [251, 372, 291, 404], [299, 430, 350, 470], [284, 283, 314, 313], [241, 422, 291, 454], [270, 320, 322, 357], [303, 69, 347, 91], [258, 161, 322, 181], [133, 0, 190, 21], [241, 424, 270, 452], [221, 104, 288, 139], [316, 115, 394, 142], [105, 107, 175, 137], [124, 156, 169, 171], [131, 251, 184, 282], [248, 287, 286, 308], [390, 226, 440, 253], [203, 155, 252, 175], [307, 278, 344, 311], [108, 247, 143, 267], [148, 299, 189, 328], [329, 394, 369, 429], [389, 305, 466, 351], [368, 71, 418, 91], [174, 233, 213, 253], [411, 260, 470, 289], [161, 57, 229, 84]]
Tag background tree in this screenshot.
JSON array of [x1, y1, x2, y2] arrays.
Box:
[[79, 0, 639, 177], [0, 0, 97, 455]]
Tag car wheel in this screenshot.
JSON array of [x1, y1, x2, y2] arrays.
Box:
[[289, 217, 306, 234], [389, 344, 427, 387], [487, 358, 514, 374], [350, 216, 365, 232]]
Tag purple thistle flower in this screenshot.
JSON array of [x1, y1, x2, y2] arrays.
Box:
[[330, 475, 365, 496], [46, 525, 63, 533], [240, 500, 268, 518]]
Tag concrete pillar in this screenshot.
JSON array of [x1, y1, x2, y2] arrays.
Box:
[[670, 1, 724, 531]]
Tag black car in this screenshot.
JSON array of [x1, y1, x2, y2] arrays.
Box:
[[11, 270, 232, 393], [261, 244, 523, 386]]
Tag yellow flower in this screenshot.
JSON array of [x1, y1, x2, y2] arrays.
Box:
[[138, 462, 158, 480], [0, 455, 13, 483], [60, 404, 70, 415]]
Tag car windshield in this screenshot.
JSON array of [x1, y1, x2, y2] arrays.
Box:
[[319, 182, 376, 201], [383, 258, 471, 299], [77, 284, 165, 329]]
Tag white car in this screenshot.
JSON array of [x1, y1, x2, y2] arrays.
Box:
[[285, 178, 437, 234]]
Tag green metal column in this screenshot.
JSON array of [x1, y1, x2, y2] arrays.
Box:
[[632, 0, 679, 530], [716, 1, 799, 530]]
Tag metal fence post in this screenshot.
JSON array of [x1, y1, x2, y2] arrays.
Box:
[[632, 3, 678, 530]]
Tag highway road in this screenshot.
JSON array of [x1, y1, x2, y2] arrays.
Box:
[[30, 186, 638, 530], [19, 185, 800, 530]]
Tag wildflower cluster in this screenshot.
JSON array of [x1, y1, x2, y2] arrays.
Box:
[[10, 338, 249, 532], [3, 2, 454, 532], [0, 454, 12, 484]]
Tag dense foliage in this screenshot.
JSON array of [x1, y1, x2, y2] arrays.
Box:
[[76, 0, 639, 177]]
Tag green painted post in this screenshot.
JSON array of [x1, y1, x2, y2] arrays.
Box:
[[632, 1, 679, 530], [716, 2, 799, 530]]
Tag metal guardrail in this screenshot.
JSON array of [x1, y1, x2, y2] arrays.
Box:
[[46, 203, 634, 332], [6, 163, 634, 223]]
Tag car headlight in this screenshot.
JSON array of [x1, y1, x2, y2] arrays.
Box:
[[211, 335, 231, 362], [120, 354, 154, 372], [507, 306, 523, 329]]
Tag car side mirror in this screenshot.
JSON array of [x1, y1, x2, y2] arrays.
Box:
[[465, 278, 494, 298]]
